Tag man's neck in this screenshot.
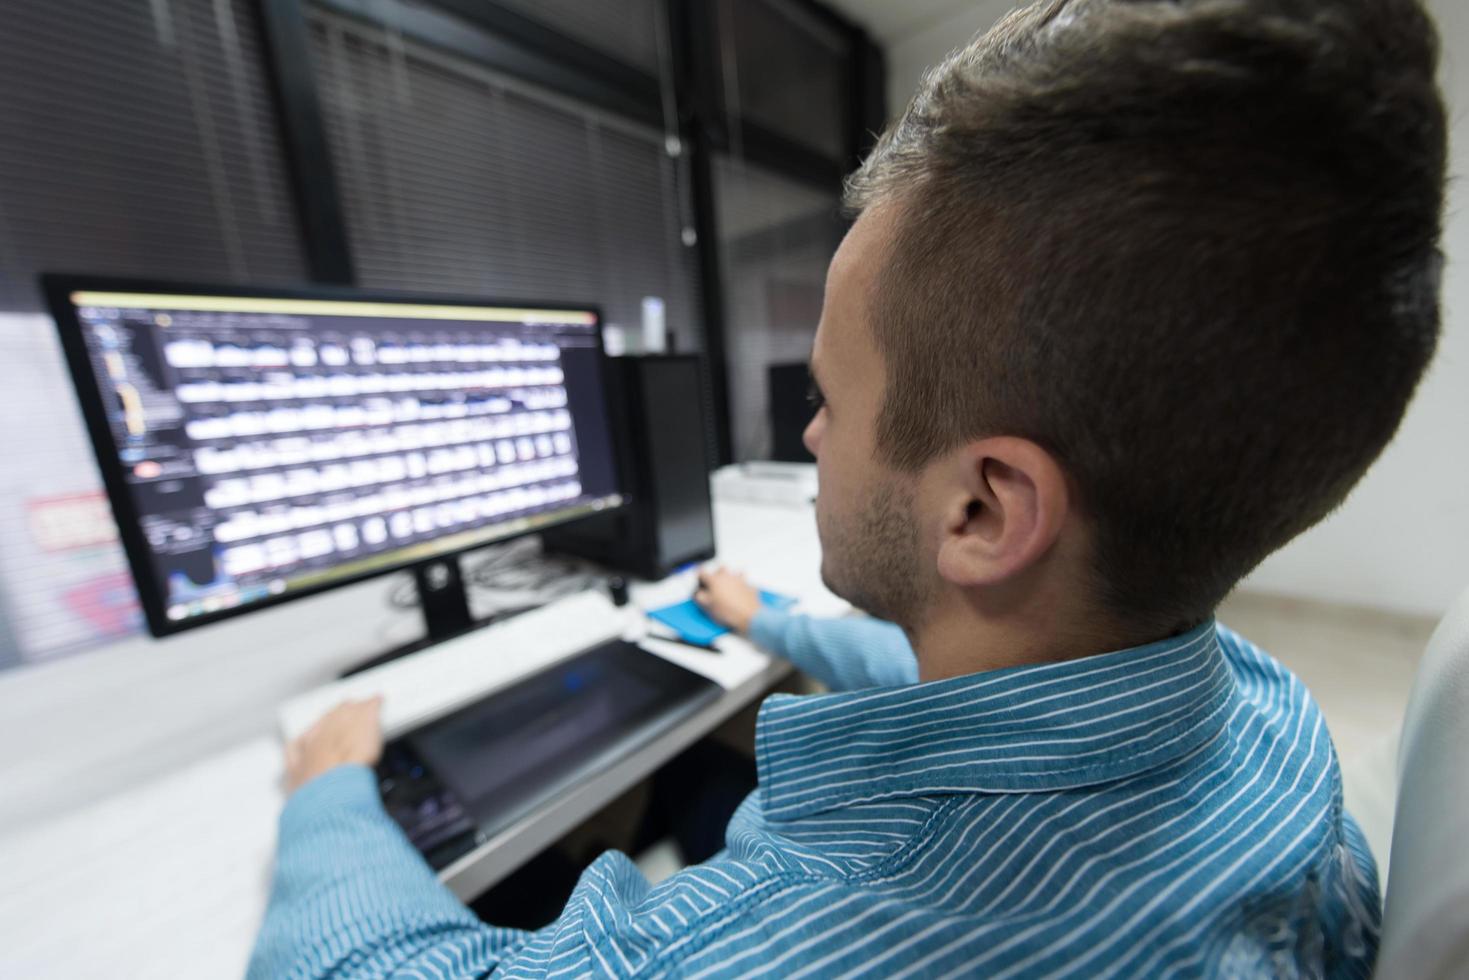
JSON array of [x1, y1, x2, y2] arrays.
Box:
[[908, 590, 1154, 684]]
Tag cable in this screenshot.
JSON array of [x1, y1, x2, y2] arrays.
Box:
[[386, 535, 612, 623]]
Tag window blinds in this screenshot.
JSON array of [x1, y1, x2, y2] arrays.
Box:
[[309, 8, 701, 351], [486, 0, 665, 74], [0, 0, 304, 312]]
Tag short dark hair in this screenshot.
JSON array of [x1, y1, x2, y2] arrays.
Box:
[[846, 0, 1447, 630]]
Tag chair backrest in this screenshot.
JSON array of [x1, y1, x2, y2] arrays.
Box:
[[1377, 584, 1469, 978]]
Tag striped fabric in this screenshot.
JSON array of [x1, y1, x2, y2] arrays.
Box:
[[249, 612, 1380, 978]]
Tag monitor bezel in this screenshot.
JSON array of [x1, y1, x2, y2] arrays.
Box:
[[42, 273, 624, 639]]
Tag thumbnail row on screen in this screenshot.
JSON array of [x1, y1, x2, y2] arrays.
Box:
[[174, 367, 567, 404], [211, 457, 582, 546], [193, 412, 573, 475], [163, 337, 564, 370], [217, 479, 586, 577], [202, 435, 575, 510], [182, 393, 568, 442]]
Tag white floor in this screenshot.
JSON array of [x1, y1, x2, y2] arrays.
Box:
[[1217, 590, 1436, 877]]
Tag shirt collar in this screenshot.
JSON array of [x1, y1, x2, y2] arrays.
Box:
[[756, 620, 1236, 821]]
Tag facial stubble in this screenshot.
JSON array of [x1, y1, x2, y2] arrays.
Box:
[[819, 478, 933, 633]]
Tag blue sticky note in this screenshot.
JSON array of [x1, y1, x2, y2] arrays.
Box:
[[649, 590, 797, 645]]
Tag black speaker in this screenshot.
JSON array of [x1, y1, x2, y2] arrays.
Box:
[[543, 355, 716, 579]]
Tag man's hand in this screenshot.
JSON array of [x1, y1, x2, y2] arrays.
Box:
[[694, 566, 762, 635], [284, 696, 385, 793]]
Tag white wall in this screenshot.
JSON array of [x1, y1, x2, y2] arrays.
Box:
[[885, 1, 1021, 118], [882, 0, 1469, 618], [1244, 0, 1469, 617]]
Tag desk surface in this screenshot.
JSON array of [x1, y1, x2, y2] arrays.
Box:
[[0, 491, 837, 980]]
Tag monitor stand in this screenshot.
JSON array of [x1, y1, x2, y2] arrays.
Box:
[[339, 556, 480, 678]]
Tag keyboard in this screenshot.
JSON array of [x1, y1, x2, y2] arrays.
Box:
[[376, 638, 721, 869]]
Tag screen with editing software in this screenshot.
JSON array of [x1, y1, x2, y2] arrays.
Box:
[[51, 284, 622, 633]]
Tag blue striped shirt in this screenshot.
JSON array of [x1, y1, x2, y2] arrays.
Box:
[[249, 612, 1380, 978]]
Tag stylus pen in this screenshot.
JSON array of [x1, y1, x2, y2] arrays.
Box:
[[644, 631, 722, 653]]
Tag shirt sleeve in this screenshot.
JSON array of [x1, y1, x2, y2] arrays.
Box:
[[247, 764, 528, 979], [747, 609, 918, 690]]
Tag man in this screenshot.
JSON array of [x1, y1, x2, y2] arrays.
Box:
[[250, 0, 1445, 975]]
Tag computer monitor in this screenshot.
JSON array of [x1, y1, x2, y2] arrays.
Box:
[[44, 275, 624, 645]]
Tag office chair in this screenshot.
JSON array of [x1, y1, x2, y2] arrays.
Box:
[[1377, 583, 1469, 978]]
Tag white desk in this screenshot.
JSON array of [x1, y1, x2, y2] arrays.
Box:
[[0, 491, 838, 980]]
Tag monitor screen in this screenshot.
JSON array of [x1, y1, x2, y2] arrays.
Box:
[[46, 279, 623, 636]]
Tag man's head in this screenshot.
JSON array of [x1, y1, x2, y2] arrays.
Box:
[[807, 0, 1445, 638]]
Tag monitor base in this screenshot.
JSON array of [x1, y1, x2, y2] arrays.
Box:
[[340, 557, 485, 678]]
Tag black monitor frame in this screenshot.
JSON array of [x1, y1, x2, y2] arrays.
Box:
[[43, 273, 625, 641]]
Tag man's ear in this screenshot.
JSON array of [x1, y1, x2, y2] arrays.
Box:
[[934, 436, 1070, 588]]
